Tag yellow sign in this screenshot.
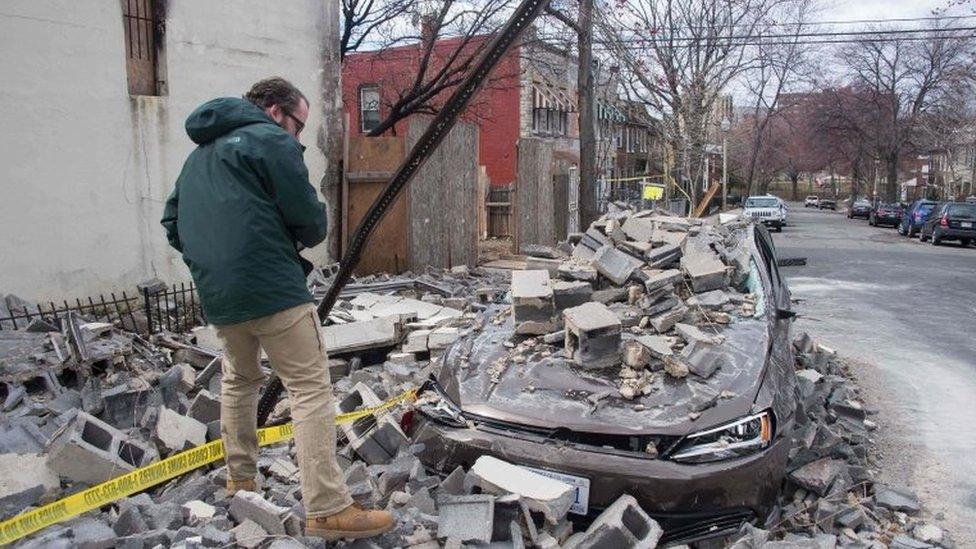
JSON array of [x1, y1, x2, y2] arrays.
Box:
[[0, 388, 417, 545], [642, 185, 664, 200]]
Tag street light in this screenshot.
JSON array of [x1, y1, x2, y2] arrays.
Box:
[[720, 117, 731, 210]]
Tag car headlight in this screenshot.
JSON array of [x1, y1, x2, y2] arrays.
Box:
[[415, 381, 467, 428], [669, 411, 773, 464]]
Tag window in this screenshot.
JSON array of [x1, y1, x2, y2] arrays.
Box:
[[360, 86, 381, 133], [122, 0, 164, 96]]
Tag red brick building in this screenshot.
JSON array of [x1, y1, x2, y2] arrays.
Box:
[[342, 35, 587, 189], [342, 35, 524, 188]]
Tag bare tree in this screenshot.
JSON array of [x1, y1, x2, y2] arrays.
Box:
[[738, 0, 818, 196], [352, 0, 516, 137], [596, 0, 799, 207], [341, 0, 417, 60], [838, 23, 976, 201]]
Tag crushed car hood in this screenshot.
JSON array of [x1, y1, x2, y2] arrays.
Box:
[[438, 307, 772, 437]]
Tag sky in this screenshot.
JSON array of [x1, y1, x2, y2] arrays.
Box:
[[823, 0, 949, 22]]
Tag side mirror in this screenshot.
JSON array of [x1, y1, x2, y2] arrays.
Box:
[[776, 308, 797, 321]]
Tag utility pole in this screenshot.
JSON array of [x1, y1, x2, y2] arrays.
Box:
[[720, 118, 730, 210], [577, 0, 597, 228]]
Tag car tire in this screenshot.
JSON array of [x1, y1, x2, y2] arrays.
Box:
[[932, 229, 942, 246], [869, 216, 875, 226], [962, 238, 972, 247], [918, 229, 927, 242], [898, 222, 907, 236]]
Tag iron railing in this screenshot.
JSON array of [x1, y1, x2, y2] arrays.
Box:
[[0, 283, 204, 335]]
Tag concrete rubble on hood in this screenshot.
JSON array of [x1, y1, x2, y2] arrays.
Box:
[[0, 210, 952, 548]]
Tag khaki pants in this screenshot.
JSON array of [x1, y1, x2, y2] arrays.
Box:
[[213, 302, 352, 518]]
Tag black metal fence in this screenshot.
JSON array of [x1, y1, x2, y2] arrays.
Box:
[[142, 283, 205, 334], [0, 283, 204, 335]]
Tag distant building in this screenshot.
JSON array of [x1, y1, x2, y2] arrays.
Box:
[[0, 0, 340, 300]]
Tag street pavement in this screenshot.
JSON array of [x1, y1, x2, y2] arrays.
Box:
[[774, 204, 976, 543]]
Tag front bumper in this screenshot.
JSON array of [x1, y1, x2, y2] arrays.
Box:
[[414, 416, 790, 544], [875, 215, 900, 225], [758, 218, 783, 227]]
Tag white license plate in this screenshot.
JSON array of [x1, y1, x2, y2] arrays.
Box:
[[962, 222, 973, 228], [524, 467, 590, 515]]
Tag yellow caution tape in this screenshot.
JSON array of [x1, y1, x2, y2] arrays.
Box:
[[0, 388, 418, 545]]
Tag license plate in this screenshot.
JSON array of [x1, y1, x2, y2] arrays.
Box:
[[524, 467, 590, 515], [962, 222, 973, 228]]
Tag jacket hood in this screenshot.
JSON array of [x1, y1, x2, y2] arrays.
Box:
[[185, 97, 274, 144]]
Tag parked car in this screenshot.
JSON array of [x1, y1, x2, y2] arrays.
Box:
[[848, 199, 872, 219], [869, 203, 904, 227], [742, 196, 787, 231], [412, 224, 797, 546], [804, 196, 819, 208], [768, 195, 789, 225], [898, 199, 939, 236], [918, 202, 976, 246], [817, 199, 837, 210]]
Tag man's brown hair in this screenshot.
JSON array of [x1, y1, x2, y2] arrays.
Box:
[[244, 77, 307, 111]]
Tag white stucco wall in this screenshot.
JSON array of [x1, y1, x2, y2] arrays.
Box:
[[0, 0, 337, 301]]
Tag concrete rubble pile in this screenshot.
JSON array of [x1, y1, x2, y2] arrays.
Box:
[[0, 208, 951, 548], [727, 333, 955, 549]]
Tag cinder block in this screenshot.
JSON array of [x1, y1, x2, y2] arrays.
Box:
[[511, 270, 556, 335], [46, 411, 157, 485], [336, 383, 407, 465], [681, 249, 728, 293], [564, 494, 662, 549], [563, 302, 621, 369], [437, 494, 495, 543]]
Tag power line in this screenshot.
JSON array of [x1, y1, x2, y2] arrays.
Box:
[[594, 32, 976, 50], [605, 25, 976, 44], [592, 11, 976, 32]]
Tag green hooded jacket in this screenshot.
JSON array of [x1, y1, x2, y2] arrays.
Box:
[[161, 97, 327, 326]]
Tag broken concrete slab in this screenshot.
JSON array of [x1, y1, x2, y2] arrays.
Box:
[[622, 217, 655, 242], [593, 245, 643, 285], [685, 289, 731, 310], [874, 486, 921, 515], [187, 389, 220, 424], [553, 281, 593, 311], [231, 518, 268, 549], [644, 244, 682, 269], [229, 490, 292, 536], [154, 407, 207, 454], [563, 302, 622, 370], [469, 456, 576, 524], [789, 457, 848, 496], [634, 335, 673, 360], [674, 323, 725, 346], [681, 249, 728, 293], [642, 269, 683, 293], [323, 315, 404, 355], [649, 305, 688, 333], [511, 270, 556, 336], [680, 340, 723, 378], [0, 452, 60, 518], [557, 261, 598, 283]]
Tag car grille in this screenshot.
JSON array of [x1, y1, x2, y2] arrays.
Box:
[[750, 211, 772, 218], [467, 414, 681, 457], [654, 508, 756, 545]]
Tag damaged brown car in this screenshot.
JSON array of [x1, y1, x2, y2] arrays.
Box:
[[410, 222, 798, 546]]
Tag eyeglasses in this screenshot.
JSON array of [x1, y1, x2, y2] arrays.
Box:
[[282, 109, 305, 135]]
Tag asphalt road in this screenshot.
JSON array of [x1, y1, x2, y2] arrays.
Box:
[[773, 205, 976, 544]]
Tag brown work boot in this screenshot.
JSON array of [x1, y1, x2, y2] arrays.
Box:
[[305, 504, 395, 541], [226, 478, 257, 494]]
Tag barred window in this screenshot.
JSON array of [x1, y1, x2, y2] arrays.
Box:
[[360, 86, 381, 133], [122, 0, 164, 96]]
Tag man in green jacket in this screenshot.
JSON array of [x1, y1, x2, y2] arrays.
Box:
[[161, 77, 393, 541]]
